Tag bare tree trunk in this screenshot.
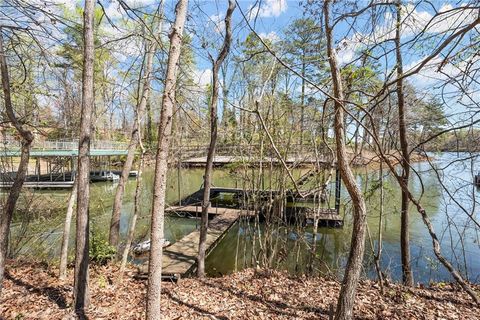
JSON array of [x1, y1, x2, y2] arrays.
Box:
[[323, 3, 368, 320], [359, 100, 480, 305], [395, 0, 413, 286], [59, 179, 77, 280], [375, 143, 480, 304], [109, 10, 161, 247], [146, 100, 154, 146], [146, 1, 188, 318], [197, 0, 235, 278], [0, 28, 34, 296], [119, 146, 146, 276], [300, 59, 306, 146], [73, 0, 95, 313]]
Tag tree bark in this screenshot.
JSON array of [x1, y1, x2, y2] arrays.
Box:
[[73, 0, 95, 313], [109, 10, 161, 247], [0, 28, 34, 296], [59, 179, 77, 280], [119, 146, 146, 276], [300, 59, 306, 145], [395, 0, 413, 286], [323, 2, 368, 320], [146, 0, 188, 318], [197, 0, 235, 278]]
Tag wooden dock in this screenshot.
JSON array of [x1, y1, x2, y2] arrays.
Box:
[[181, 155, 332, 167], [0, 181, 75, 188], [138, 206, 255, 279], [305, 209, 343, 222]]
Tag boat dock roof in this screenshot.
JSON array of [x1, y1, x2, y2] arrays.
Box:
[[0, 139, 128, 157]]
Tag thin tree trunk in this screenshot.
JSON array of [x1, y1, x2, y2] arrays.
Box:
[[197, 0, 235, 278], [146, 100, 154, 146], [59, 179, 77, 280], [300, 59, 306, 146], [109, 10, 161, 247], [395, 0, 413, 286], [119, 145, 146, 276], [0, 28, 34, 296], [359, 100, 480, 305], [323, 2, 368, 320], [146, 1, 188, 318], [377, 143, 480, 304], [73, 0, 95, 313]]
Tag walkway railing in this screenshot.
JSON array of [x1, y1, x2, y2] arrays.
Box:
[[0, 139, 128, 151]]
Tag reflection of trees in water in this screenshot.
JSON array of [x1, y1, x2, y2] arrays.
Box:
[[205, 221, 350, 278], [9, 164, 480, 283]]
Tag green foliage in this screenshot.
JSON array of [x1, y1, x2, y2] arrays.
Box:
[[97, 275, 108, 289], [56, 6, 112, 81], [283, 18, 328, 82], [417, 97, 448, 136], [89, 235, 116, 265]]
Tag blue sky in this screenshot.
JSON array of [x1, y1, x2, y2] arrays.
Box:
[[17, 0, 479, 125]]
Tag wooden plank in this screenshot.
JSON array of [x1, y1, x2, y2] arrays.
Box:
[[166, 206, 256, 217], [139, 207, 252, 277], [305, 208, 343, 221]]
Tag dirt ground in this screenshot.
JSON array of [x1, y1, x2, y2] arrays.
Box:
[[1, 260, 479, 319]]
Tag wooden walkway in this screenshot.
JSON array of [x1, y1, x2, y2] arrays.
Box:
[[166, 205, 253, 216], [138, 207, 255, 279], [181, 155, 332, 167]]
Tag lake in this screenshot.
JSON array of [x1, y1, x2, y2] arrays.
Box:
[[6, 152, 480, 284]]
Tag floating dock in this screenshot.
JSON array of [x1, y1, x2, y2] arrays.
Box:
[[137, 206, 255, 280]]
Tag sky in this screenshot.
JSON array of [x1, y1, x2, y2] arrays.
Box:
[[3, 0, 478, 125]]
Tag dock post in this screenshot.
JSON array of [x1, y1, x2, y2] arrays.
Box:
[[36, 158, 40, 181], [334, 167, 341, 213]]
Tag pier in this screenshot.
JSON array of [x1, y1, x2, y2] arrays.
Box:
[[137, 185, 343, 280], [181, 155, 331, 167], [138, 206, 255, 279], [0, 139, 129, 188]]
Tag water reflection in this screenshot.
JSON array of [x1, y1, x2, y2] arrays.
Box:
[[7, 153, 480, 284]]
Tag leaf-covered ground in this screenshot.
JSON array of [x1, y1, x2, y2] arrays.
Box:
[[1, 260, 479, 319]]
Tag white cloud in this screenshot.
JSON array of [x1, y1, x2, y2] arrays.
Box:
[[193, 69, 212, 89], [123, 0, 156, 7], [49, 0, 78, 11], [209, 14, 225, 34], [249, 0, 287, 19], [405, 52, 480, 92], [334, 3, 477, 65], [337, 48, 355, 65], [258, 31, 280, 43], [105, 2, 124, 20]]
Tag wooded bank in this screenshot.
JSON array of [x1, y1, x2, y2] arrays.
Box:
[[1, 261, 479, 319]]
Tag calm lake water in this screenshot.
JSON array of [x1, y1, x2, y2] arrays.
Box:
[[7, 152, 480, 284]]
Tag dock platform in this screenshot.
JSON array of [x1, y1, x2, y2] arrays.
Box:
[[305, 208, 343, 222], [181, 155, 331, 167], [138, 206, 255, 279]]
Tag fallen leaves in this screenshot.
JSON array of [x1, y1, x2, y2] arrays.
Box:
[[0, 260, 479, 319]]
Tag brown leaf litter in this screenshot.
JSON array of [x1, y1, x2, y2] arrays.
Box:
[[1, 260, 479, 319]]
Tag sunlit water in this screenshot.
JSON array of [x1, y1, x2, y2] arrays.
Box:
[[6, 152, 480, 284]]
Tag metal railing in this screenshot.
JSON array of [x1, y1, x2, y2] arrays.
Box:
[[0, 138, 129, 151]]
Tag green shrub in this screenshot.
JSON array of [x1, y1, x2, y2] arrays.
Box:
[[89, 236, 116, 265]]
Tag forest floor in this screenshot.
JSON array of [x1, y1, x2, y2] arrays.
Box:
[[1, 260, 479, 319]]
